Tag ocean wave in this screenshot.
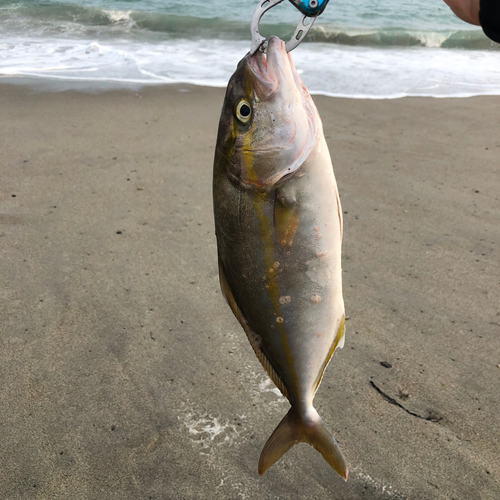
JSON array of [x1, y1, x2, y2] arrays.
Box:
[[309, 26, 497, 50], [102, 10, 136, 26], [2, 37, 500, 99], [0, 2, 496, 50]]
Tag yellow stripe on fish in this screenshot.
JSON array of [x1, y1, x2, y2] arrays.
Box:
[[242, 129, 299, 395]]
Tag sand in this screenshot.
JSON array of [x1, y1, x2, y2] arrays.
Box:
[[0, 80, 499, 500]]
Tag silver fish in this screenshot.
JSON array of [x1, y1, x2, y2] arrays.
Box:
[[213, 36, 347, 480]]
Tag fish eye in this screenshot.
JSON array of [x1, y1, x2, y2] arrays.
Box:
[[236, 99, 252, 124]]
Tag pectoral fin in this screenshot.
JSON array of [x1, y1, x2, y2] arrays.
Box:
[[274, 185, 299, 249]]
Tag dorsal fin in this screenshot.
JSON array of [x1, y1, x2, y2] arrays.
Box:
[[218, 260, 290, 401]]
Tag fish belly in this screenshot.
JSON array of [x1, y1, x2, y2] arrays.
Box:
[[214, 135, 344, 409]]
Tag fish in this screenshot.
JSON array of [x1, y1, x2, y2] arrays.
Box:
[[212, 36, 348, 480]]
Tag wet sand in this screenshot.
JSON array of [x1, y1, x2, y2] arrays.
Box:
[[0, 81, 499, 499]]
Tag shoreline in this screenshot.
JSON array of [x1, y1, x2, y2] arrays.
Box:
[[3, 74, 500, 100]]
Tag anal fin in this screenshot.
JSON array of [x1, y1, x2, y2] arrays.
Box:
[[312, 316, 345, 395]]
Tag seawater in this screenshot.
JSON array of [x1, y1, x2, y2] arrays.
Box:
[[0, 0, 499, 97]]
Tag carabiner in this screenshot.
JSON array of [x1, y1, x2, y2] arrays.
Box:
[[250, 0, 330, 55]]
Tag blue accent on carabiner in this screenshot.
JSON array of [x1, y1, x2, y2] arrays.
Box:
[[288, 0, 330, 17]]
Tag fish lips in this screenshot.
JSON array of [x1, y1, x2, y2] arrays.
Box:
[[246, 36, 301, 101]]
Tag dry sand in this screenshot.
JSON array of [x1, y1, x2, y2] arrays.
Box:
[[0, 81, 499, 500]]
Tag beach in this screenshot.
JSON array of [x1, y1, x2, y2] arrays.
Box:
[[0, 81, 499, 499]]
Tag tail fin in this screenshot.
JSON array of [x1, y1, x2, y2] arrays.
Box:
[[258, 407, 348, 480]]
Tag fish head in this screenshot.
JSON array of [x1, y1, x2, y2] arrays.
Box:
[[215, 36, 319, 188]]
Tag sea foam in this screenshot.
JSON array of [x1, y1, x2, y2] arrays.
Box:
[[1, 36, 500, 98]]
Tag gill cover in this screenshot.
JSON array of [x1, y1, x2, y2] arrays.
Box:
[[217, 36, 319, 188]]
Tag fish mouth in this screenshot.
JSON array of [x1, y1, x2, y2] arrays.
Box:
[[246, 36, 299, 99]]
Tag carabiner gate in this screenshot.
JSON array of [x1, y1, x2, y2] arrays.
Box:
[[250, 0, 329, 55]]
